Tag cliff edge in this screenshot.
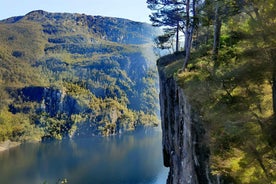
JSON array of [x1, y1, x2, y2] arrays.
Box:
[[157, 53, 212, 184]]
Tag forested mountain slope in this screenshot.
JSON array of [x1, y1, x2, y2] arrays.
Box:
[[0, 10, 159, 141]]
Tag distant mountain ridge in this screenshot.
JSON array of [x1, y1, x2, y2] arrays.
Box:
[[1, 10, 155, 45], [0, 10, 160, 141]]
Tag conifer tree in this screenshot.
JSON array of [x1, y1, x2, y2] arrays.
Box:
[[147, 0, 198, 69], [182, 0, 197, 70]]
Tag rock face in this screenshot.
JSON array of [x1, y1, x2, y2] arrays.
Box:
[[9, 87, 80, 117], [158, 59, 212, 183], [0, 140, 20, 152]]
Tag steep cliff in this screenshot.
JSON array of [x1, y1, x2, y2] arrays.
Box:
[[157, 55, 212, 184]]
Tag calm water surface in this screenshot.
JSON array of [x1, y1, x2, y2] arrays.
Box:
[[0, 128, 168, 184]]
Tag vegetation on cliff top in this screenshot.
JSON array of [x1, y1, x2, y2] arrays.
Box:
[[155, 0, 275, 183]]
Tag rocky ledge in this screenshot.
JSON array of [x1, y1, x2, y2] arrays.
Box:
[[157, 56, 212, 184], [0, 140, 20, 152]]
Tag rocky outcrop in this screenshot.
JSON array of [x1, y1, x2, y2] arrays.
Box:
[[9, 86, 81, 117], [158, 59, 212, 184], [0, 140, 20, 152], [7, 86, 128, 137]]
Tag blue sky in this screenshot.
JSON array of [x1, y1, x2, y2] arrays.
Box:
[[0, 0, 152, 23]]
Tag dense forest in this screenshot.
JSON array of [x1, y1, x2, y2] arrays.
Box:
[[148, 0, 275, 183]]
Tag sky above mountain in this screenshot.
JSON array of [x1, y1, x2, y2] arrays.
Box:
[[0, 0, 151, 23]]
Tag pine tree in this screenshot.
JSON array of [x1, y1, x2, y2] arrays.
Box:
[[148, 0, 192, 52], [147, 0, 199, 69]]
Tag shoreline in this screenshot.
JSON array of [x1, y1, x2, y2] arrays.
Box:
[[0, 140, 21, 152]]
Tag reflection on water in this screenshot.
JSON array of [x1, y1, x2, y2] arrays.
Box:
[[0, 128, 168, 184]]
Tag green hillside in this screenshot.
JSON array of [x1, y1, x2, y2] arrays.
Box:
[[0, 10, 159, 141], [158, 3, 276, 183]]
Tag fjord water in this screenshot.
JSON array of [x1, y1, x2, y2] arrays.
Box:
[[0, 128, 168, 184]]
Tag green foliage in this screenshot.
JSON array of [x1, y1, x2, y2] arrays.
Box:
[[38, 113, 68, 140], [161, 1, 276, 182], [0, 109, 43, 142], [0, 11, 160, 141]]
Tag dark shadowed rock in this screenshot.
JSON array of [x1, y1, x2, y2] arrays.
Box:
[[158, 59, 213, 184]]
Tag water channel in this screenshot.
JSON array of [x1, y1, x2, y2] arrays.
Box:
[[0, 128, 168, 184]]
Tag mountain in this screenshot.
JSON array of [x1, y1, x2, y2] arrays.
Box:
[[0, 10, 160, 141]]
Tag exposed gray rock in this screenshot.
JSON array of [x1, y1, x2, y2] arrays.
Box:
[[158, 63, 212, 184], [9, 86, 81, 117]]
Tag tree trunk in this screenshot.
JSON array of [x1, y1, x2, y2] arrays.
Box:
[[183, 28, 194, 70], [272, 53, 276, 119], [249, 145, 271, 180], [182, 0, 195, 71], [213, 1, 222, 70], [176, 22, 179, 52]]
